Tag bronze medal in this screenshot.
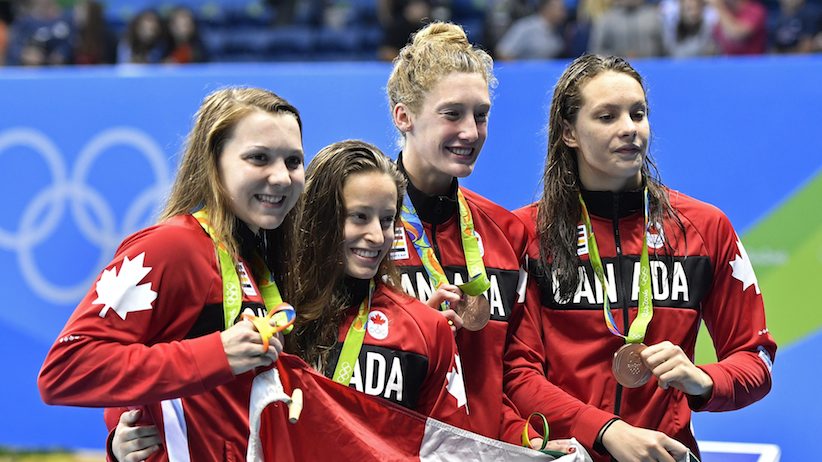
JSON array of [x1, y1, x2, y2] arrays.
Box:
[[453, 294, 491, 331], [612, 343, 651, 388]]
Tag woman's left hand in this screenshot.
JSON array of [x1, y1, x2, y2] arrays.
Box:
[[641, 341, 714, 398], [527, 438, 577, 454]]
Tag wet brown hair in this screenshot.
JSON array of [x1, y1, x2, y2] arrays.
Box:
[[537, 54, 681, 301]]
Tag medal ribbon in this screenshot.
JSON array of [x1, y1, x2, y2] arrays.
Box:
[[332, 279, 376, 385], [192, 209, 291, 332], [400, 189, 491, 310], [578, 188, 653, 344]]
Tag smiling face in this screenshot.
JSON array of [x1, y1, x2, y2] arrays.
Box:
[[563, 71, 649, 192], [341, 171, 398, 279], [395, 72, 491, 195], [218, 110, 305, 233]]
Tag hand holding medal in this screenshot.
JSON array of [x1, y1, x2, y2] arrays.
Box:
[[401, 190, 492, 332]]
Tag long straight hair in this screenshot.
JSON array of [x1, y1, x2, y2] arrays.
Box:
[[289, 140, 406, 369], [160, 87, 302, 282]]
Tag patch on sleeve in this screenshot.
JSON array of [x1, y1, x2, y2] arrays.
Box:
[[757, 345, 773, 373]]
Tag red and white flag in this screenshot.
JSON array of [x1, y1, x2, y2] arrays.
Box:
[[247, 354, 591, 462]]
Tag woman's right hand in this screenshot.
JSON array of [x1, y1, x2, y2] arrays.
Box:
[[221, 309, 284, 376], [601, 419, 690, 462], [426, 285, 465, 333], [111, 409, 160, 462]]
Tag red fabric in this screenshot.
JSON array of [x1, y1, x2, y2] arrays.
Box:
[[713, 0, 767, 54], [393, 186, 532, 443], [38, 215, 265, 461], [505, 190, 776, 460], [259, 355, 429, 461], [326, 283, 470, 428]]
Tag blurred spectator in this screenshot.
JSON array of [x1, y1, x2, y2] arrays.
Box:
[[661, 0, 718, 56], [769, 0, 820, 53], [266, 0, 297, 26], [0, 1, 10, 65], [484, 0, 535, 55], [496, 0, 569, 60], [564, 0, 612, 58], [378, 0, 433, 61], [589, 0, 665, 57], [72, 0, 115, 65], [7, 0, 73, 66], [708, 0, 766, 54], [165, 6, 207, 63], [117, 9, 169, 64]]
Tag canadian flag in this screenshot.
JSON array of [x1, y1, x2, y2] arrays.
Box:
[[247, 354, 591, 462]]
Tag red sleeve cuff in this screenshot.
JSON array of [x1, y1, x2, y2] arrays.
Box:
[[689, 364, 727, 411], [187, 332, 234, 391], [572, 405, 619, 452]]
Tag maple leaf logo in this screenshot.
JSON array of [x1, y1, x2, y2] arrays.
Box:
[[446, 354, 469, 413], [730, 239, 760, 295], [370, 313, 386, 325], [94, 252, 158, 320]]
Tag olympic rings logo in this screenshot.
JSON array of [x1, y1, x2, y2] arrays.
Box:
[[0, 127, 171, 304]]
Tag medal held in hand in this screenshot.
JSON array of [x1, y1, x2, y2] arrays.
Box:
[[579, 189, 655, 388], [612, 343, 651, 388], [453, 293, 491, 331]]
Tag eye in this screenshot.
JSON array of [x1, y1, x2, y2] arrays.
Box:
[[442, 110, 460, 120], [631, 110, 646, 122], [380, 216, 395, 229], [597, 113, 614, 122], [285, 155, 303, 170], [348, 212, 367, 223], [475, 112, 489, 123], [245, 152, 269, 164]]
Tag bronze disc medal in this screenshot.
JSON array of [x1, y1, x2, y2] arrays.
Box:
[[612, 343, 651, 388], [454, 294, 491, 331]]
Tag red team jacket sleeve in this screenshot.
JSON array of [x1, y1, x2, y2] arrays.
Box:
[[38, 225, 235, 407], [680, 202, 776, 412], [417, 307, 471, 430], [504, 274, 616, 450]]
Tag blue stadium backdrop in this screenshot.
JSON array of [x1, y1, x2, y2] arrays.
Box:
[[1, 56, 820, 461]]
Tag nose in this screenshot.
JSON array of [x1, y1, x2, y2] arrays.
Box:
[[618, 114, 638, 139], [458, 116, 479, 143], [266, 158, 292, 188], [364, 218, 386, 246]]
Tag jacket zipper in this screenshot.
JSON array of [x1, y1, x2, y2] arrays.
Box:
[[611, 194, 628, 418]]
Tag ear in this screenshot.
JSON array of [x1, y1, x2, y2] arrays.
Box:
[[561, 119, 578, 148], [392, 103, 414, 133]]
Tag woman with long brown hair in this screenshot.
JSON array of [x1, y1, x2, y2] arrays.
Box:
[[287, 140, 468, 426], [505, 54, 776, 462]]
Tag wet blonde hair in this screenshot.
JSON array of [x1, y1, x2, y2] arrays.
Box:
[[160, 87, 302, 264], [386, 21, 497, 118]]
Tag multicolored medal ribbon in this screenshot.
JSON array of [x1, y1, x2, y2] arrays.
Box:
[[579, 188, 653, 388], [332, 279, 376, 385], [400, 190, 491, 330], [192, 209, 294, 335]]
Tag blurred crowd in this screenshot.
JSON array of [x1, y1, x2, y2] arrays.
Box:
[[1, 0, 821, 67]]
